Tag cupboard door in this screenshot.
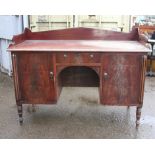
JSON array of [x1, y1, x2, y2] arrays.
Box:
[[17, 53, 56, 104], [102, 53, 142, 106]]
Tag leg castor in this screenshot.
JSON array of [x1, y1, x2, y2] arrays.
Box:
[[136, 106, 142, 128]]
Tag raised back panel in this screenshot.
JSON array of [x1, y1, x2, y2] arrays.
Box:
[[12, 27, 139, 44]]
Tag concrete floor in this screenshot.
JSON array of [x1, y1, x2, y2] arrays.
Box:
[[0, 72, 155, 139]]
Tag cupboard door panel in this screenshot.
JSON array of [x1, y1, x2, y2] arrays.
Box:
[[102, 53, 142, 106], [17, 53, 56, 104]]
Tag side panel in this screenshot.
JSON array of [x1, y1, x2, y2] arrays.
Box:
[[101, 53, 144, 106], [17, 52, 56, 104]]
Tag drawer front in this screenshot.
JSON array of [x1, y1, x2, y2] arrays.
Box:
[[56, 52, 101, 64], [80, 53, 101, 63], [56, 53, 75, 63]]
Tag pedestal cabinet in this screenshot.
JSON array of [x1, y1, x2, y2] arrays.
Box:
[[15, 53, 56, 104], [101, 53, 145, 106]]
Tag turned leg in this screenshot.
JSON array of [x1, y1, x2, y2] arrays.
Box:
[[136, 106, 142, 128], [17, 104, 23, 125]]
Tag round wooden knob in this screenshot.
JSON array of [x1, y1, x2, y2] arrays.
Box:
[[104, 72, 109, 80], [90, 54, 94, 58], [49, 71, 54, 80], [64, 54, 67, 58]]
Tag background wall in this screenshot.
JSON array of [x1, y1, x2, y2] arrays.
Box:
[[0, 15, 132, 75], [30, 15, 131, 32], [0, 15, 28, 75], [1, 15, 155, 75]]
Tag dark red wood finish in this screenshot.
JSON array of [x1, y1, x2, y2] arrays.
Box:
[[16, 52, 56, 104], [56, 52, 101, 64], [8, 27, 149, 127], [9, 27, 139, 46], [102, 53, 142, 106]]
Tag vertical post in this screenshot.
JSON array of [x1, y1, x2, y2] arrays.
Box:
[[66, 16, 69, 28], [99, 15, 102, 28], [23, 15, 29, 29], [48, 15, 51, 30], [73, 15, 78, 27]]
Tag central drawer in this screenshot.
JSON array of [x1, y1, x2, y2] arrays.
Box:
[[56, 52, 101, 64]]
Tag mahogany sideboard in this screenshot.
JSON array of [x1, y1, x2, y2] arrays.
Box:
[[8, 27, 151, 127]]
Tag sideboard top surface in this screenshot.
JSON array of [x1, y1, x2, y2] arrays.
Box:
[[8, 27, 151, 53], [8, 40, 151, 52]]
